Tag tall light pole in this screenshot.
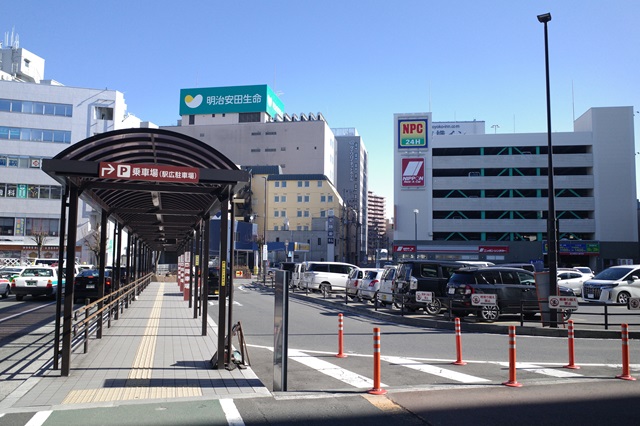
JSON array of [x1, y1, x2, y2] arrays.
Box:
[[413, 209, 419, 258], [538, 12, 558, 326], [262, 176, 267, 286]]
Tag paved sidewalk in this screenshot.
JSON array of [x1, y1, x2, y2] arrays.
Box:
[[1, 280, 269, 413]]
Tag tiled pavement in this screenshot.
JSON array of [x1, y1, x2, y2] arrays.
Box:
[[1, 280, 270, 413]]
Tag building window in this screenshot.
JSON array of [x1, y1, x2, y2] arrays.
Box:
[[282, 181, 287, 188], [281, 195, 286, 202], [274, 211, 280, 217], [297, 211, 302, 217], [275, 181, 280, 187], [328, 195, 334, 202], [265, 131, 277, 135], [297, 195, 302, 202], [250, 148, 261, 152], [304, 181, 310, 187], [239, 112, 260, 123], [304, 211, 309, 217], [321, 195, 326, 202], [304, 226, 309, 231], [304, 195, 310, 202], [297, 226, 302, 231], [281, 210, 286, 217], [95, 106, 114, 120], [318, 181, 322, 187], [251, 131, 261, 135], [320, 210, 326, 217], [318, 238, 322, 246], [274, 196, 279, 202], [188, 115, 195, 125], [297, 181, 302, 187], [274, 225, 279, 231], [265, 148, 276, 152]]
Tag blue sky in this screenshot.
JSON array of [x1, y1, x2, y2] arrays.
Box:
[[3, 1, 638, 215]]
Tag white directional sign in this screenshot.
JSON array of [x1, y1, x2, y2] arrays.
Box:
[[548, 295, 579, 310], [415, 291, 433, 303], [471, 294, 497, 306]]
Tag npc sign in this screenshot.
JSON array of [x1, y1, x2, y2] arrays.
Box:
[[471, 294, 497, 306]]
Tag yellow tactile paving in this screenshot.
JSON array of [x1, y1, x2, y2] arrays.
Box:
[[62, 387, 201, 404]]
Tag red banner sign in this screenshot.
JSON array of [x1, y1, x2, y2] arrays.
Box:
[[99, 162, 200, 183]]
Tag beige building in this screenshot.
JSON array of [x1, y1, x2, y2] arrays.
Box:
[[242, 166, 347, 262]]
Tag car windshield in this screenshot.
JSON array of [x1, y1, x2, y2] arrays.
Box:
[[593, 267, 634, 281]]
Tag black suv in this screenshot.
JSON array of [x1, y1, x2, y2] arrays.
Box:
[[446, 267, 574, 322], [208, 269, 220, 297], [393, 260, 470, 314]]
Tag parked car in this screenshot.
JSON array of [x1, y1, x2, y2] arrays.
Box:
[[0, 266, 27, 282], [446, 267, 575, 322], [74, 269, 112, 303], [11, 266, 62, 301], [378, 265, 398, 306], [557, 269, 590, 296], [290, 263, 307, 289], [346, 268, 378, 299], [0, 277, 10, 298], [300, 261, 357, 294], [394, 260, 472, 314], [357, 268, 385, 302], [207, 268, 220, 297], [582, 265, 640, 304]]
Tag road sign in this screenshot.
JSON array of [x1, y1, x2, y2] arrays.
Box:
[[548, 295, 579, 310], [99, 162, 200, 183], [471, 294, 497, 306], [415, 291, 433, 303]]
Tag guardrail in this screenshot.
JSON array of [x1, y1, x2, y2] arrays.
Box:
[[287, 284, 640, 330], [63, 273, 153, 356]]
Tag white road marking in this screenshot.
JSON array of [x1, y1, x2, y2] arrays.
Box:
[[24, 410, 52, 426], [497, 362, 584, 378], [0, 301, 56, 324], [220, 399, 245, 426], [382, 355, 490, 383], [209, 300, 243, 306]]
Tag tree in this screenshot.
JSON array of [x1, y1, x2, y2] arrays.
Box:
[[29, 229, 52, 259], [83, 224, 102, 267]]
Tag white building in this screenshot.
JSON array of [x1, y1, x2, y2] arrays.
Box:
[[393, 107, 637, 271], [0, 41, 154, 264]]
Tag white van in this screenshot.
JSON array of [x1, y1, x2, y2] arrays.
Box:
[[290, 262, 307, 289], [301, 261, 357, 294]]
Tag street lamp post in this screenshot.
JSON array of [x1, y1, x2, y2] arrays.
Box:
[[538, 12, 558, 326], [262, 176, 267, 286], [413, 209, 419, 258]]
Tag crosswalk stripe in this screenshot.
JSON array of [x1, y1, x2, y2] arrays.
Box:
[[497, 362, 584, 378], [288, 348, 387, 389], [382, 355, 490, 383]]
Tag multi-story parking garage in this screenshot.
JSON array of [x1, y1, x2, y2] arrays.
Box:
[[393, 107, 638, 272]]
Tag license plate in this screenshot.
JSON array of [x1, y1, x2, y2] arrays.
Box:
[[86, 284, 95, 289], [587, 293, 594, 299], [26, 280, 37, 286]]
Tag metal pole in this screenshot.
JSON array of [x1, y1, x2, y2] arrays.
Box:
[[263, 176, 267, 286], [538, 12, 558, 327]]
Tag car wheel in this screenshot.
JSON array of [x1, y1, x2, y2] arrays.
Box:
[[16, 294, 24, 301], [480, 305, 500, 322], [1, 286, 9, 299], [320, 284, 331, 297], [562, 310, 572, 321], [616, 291, 631, 305], [424, 298, 442, 315]]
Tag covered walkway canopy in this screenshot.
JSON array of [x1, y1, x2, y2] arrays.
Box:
[[42, 128, 249, 375]]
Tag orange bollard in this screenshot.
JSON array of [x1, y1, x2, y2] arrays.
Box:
[[183, 286, 190, 301], [564, 319, 580, 369], [452, 317, 467, 366], [368, 328, 387, 395], [336, 313, 347, 358], [503, 325, 522, 387], [616, 323, 636, 381]]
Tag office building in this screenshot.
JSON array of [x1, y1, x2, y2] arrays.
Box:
[[0, 39, 153, 264], [393, 107, 637, 271]]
